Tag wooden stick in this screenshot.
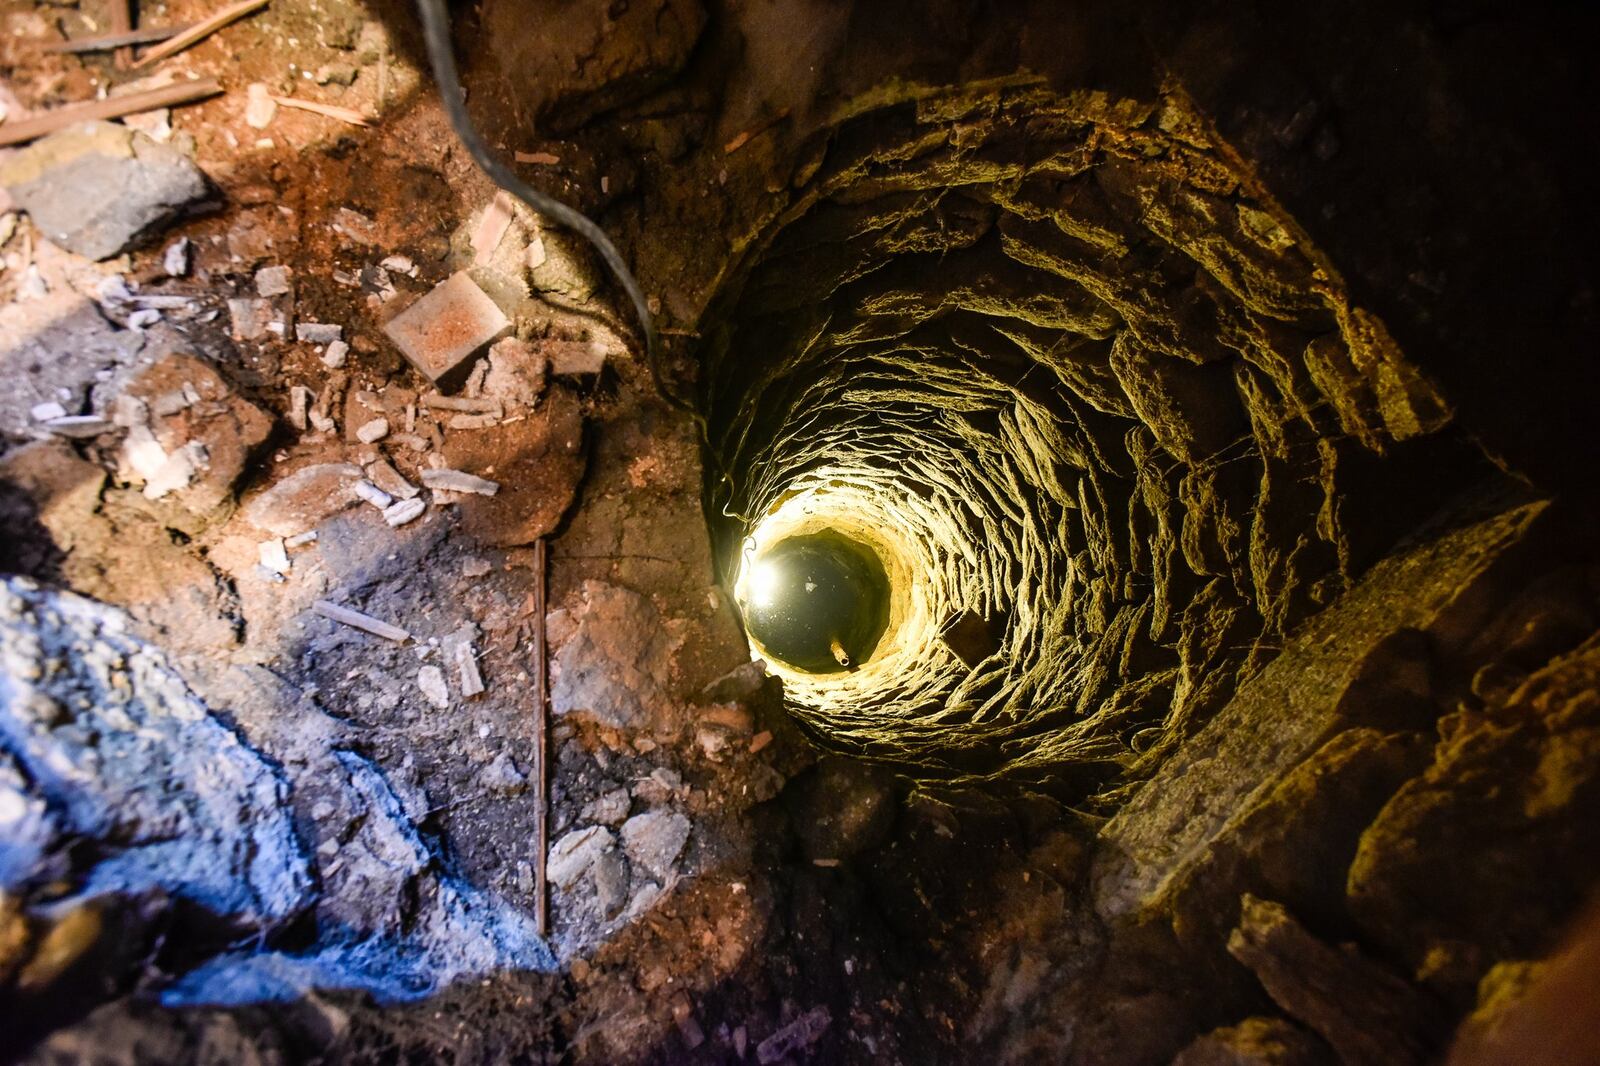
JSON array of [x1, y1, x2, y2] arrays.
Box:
[[270, 94, 372, 127], [0, 77, 222, 148], [533, 537, 549, 938], [311, 599, 412, 643], [40, 24, 191, 54], [133, 0, 269, 69]]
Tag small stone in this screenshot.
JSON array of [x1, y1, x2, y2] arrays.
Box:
[[333, 207, 377, 245], [670, 990, 706, 1050], [365, 458, 418, 500], [633, 767, 682, 806], [548, 826, 614, 890], [454, 639, 485, 697], [356, 418, 390, 443], [314, 62, 358, 86], [748, 730, 774, 754], [255, 264, 293, 297], [242, 463, 364, 535], [417, 665, 449, 710], [297, 323, 343, 344], [382, 271, 510, 384], [353, 479, 393, 509], [30, 402, 67, 422], [288, 385, 312, 431], [482, 751, 526, 794], [322, 339, 350, 369], [419, 468, 499, 496], [620, 809, 691, 881], [163, 238, 191, 277], [756, 1007, 831, 1065], [228, 297, 276, 341], [583, 788, 632, 827], [244, 83, 277, 129], [383, 497, 425, 527], [258, 538, 290, 574], [593, 849, 629, 917]]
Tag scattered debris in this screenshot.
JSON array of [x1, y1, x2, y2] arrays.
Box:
[[321, 339, 349, 369], [448, 413, 498, 430], [419, 468, 500, 496], [44, 415, 112, 438], [355, 418, 389, 443], [472, 191, 515, 262], [353, 479, 393, 509], [0, 121, 210, 258], [312, 599, 410, 642], [670, 991, 706, 1050], [255, 264, 292, 296], [382, 272, 510, 384], [417, 665, 450, 710], [296, 322, 342, 344], [379, 254, 416, 276], [482, 752, 526, 794], [365, 458, 418, 500], [513, 151, 561, 165], [452, 643, 485, 698], [749, 730, 774, 754], [243, 462, 363, 535], [134, 0, 270, 69], [30, 401, 67, 422], [258, 538, 290, 574], [621, 810, 691, 881], [421, 392, 502, 415], [0, 80, 223, 148], [244, 83, 277, 129], [228, 297, 280, 340], [287, 385, 311, 430], [756, 1007, 831, 1064], [271, 95, 373, 128], [547, 826, 613, 891], [284, 530, 318, 548], [332, 207, 377, 245], [382, 497, 425, 527], [163, 237, 191, 276]]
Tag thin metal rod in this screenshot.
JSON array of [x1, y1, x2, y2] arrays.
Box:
[[532, 537, 549, 938]]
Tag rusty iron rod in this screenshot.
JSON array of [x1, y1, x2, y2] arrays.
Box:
[[533, 537, 549, 938]]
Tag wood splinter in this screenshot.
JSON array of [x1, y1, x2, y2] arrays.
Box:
[[134, 0, 270, 69], [0, 78, 222, 148]]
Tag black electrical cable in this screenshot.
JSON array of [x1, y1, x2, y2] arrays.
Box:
[[413, 0, 695, 417]]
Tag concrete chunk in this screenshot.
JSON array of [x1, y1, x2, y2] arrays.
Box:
[[0, 121, 209, 260], [382, 272, 510, 384], [419, 468, 499, 496]]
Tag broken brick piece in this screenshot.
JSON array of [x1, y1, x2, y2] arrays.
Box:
[[382, 272, 510, 385]]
